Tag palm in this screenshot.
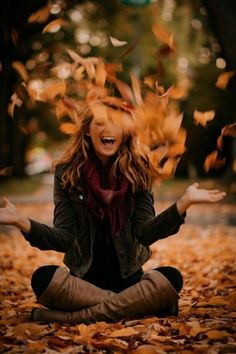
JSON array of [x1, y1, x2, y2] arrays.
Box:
[[186, 183, 226, 204], [0, 198, 18, 225]]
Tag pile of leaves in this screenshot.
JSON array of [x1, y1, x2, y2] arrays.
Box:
[[0, 199, 235, 353]]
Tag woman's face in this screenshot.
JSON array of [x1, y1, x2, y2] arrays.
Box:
[[88, 109, 124, 165]]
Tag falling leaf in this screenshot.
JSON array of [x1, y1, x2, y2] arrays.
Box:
[[95, 59, 107, 87], [43, 19, 66, 33], [204, 150, 225, 172], [109, 36, 128, 47], [0, 166, 13, 176], [59, 122, 77, 134], [40, 80, 66, 101], [130, 73, 143, 105], [8, 92, 23, 117], [215, 71, 235, 90], [152, 23, 176, 51], [28, 6, 50, 24], [12, 61, 29, 82], [115, 79, 134, 104], [193, 109, 215, 127], [221, 122, 236, 138]]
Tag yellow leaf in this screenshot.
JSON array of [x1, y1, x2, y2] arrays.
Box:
[[215, 70, 235, 90], [28, 6, 50, 24], [43, 19, 66, 33], [59, 122, 77, 135], [12, 61, 29, 82], [193, 109, 215, 127]]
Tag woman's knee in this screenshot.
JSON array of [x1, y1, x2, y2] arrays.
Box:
[[31, 265, 59, 298], [154, 266, 183, 293]]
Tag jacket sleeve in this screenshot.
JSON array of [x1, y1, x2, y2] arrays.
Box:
[[23, 168, 78, 252], [133, 190, 185, 246]]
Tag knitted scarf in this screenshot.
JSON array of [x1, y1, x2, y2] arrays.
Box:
[[82, 154, 130, 235]]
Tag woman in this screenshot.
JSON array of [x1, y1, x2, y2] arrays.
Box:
[[0, 104, 226, 324]]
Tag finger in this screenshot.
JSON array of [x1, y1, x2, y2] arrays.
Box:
[[192, 182, 199, 188]]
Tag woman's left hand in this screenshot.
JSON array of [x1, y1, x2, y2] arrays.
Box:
[[176, 182, 227, 215]]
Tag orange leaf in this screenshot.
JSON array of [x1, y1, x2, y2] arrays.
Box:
[[204, 150, 225, 172], [206, 330, 229, 339], [28, 6, 50, 24], [130, 73, 143, 105], [115, 79, 134, 104], [109, 36, 128, 47], [152, 23, 176, 51], [193, 109, 215, 127], [59, 122, 77, 134], [95, 59, 107, 87], [109, 327, 138, 337], [215, 71, 235, 90], [40, 80, 66, 101], [12, 61, 29, 82], [43, 19, 65, 33]]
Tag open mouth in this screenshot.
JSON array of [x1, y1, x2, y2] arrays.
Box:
[[100, 136, 115, 145]]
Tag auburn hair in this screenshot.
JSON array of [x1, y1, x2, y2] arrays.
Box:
[[53, 107, 158, 193]]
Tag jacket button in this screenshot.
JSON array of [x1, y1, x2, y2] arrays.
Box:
[[79, 194, 83, 200]]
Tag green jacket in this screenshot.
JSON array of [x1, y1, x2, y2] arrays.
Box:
[[24, 165, 185, 279]]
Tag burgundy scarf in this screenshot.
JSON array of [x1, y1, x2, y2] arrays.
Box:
[[82, 154, 130, 235]]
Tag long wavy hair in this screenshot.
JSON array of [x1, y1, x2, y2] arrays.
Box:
[[53, 107, 158, 193]]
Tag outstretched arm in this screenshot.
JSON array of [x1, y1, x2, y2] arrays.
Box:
[[0, 197, 31, 232], [176, 182, 226, 215]]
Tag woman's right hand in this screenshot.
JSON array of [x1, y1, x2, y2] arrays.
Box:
[[0, 197, 31, 232]]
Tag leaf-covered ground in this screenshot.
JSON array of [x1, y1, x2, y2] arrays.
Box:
[[0, 185, 236, 353]]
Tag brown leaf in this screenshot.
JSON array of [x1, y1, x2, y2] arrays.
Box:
[[152, 23, 176, 51], [206, 330, 229, 339], [215, 71, 235, 90], [204, 150, 225, 172], [28, 6, 50, 24], [109, 327, 138, 337], [0, 166, 13, 176], [12, 61, 29, 82], [42, 19, 66, 33], [193, 109, 215, 127], [120, 40, 139, 59], [131, 344, 161, 354]]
